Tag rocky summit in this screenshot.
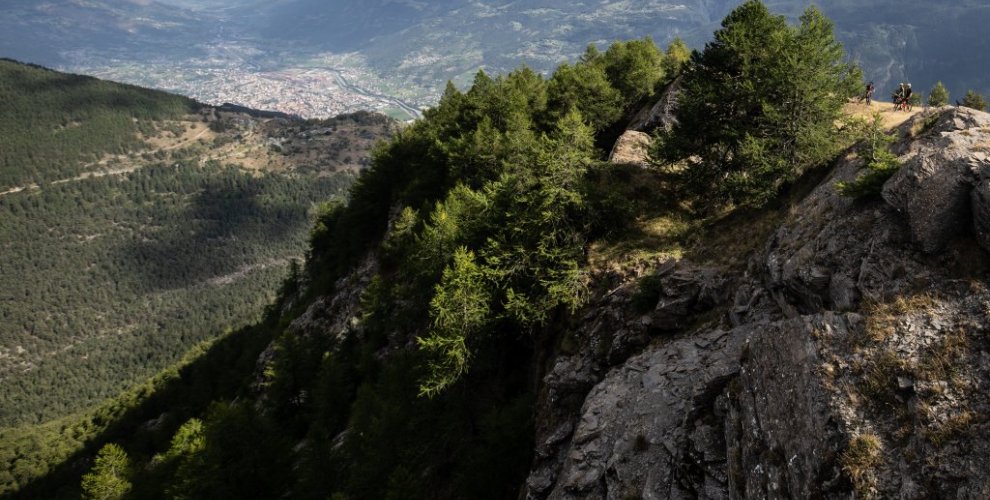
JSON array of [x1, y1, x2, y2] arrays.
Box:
[[524, 107, 990, 499]]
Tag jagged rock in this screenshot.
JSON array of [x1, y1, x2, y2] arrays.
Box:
[[540, 314, 862, 500], [881, 149, 976, 253], [252, 254, 378, 402], [628, 76, 682, 132], [972, 179, 990, 252], [528, 258, 731, 500], [529, 107, 990, 500], [725, 313, 857, 499], [284, 254, 378, 342], [545, 327, 747, 499], [882, 107, 990, 253], [607, 130, 652, 167], [828, 273, 859, 312], [648, 262, 731, 331]]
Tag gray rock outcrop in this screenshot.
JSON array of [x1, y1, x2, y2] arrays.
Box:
[[972, 179, 990, 251], [628, 76, 682, 133], [882, 107, 990, 253], [548, 326, 747, 499], [527, 107, 990, 499]]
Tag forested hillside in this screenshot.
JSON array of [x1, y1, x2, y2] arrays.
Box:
[[0, 59, 197, 189], [0, 60, 394, 490], [4, 1, 886, 496], [10, 1, 990, 498], [1, 33, 693, 498]]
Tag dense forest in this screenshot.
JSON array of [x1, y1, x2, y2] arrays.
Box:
[[0, 60, 397, 493], [0, 59, 196, 189], [0, 161, 354, 426], [3, 1, 877, 498]]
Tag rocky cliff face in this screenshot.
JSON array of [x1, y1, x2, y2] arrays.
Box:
[[526, 107, 990, 499]]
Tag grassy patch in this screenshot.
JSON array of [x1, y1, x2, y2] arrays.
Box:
[[863, 293, 938, 342], [841, 434, 883, 499], [926, 410, 974, 447], [914, 328, 969, 385], [859, 350, 907, 405], [587, 213, 691, 269], [680, 204, 784, 265]]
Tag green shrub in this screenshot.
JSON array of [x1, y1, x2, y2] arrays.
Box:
[[928, 81, 949, 107], [962, 89, 988, 111], [837, 114, 901, 198]]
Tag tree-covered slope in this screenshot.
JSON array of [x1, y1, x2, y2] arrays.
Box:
[[7, 3, 875, 495], [2, 34, 692, 499], [12, 2, 990, 499], [0, 59, 196, 189], [0, 60, 394, 431]]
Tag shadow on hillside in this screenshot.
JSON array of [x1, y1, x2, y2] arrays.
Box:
[[110, 174, 306, 294]]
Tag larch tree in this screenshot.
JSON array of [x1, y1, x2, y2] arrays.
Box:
[[81, 443, 131, 500]]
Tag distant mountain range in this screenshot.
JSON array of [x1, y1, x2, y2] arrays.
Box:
[[3, 1, 990, 113]]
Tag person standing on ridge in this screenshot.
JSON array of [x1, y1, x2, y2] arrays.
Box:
[[865, 81, 875, 105], [898, 83, 914, 111]]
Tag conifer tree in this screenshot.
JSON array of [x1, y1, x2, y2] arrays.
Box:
[[662, 37, 691, 76], [658, 0, 860, 209], [928, 81, 949, 107], [601, 38, 665, 105], [418, 247, 491, 397], [81, 443, 131, 500], [962, 90, 987, 111], [546, 61, 623, 131]]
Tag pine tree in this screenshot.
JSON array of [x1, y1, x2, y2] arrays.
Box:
[[418, 247, 491, 397], [601, 38, 665, 105], [962, 90, 987, 111], [657, 0, 860, 209], [546, 61, 623, 131], [928, 81, 949, 107], [836, 113, 901, 198]]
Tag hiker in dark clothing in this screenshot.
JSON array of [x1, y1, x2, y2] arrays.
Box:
[[864, 81, 875, 105], [893, 83, 911, 111]]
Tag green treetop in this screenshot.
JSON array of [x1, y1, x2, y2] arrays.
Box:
[[662, 37, 692, 76], [928, 81, 949, 107], [81, 443, 132, 500], [962, 89, 988, 111], [656, 0, 861, 210]]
